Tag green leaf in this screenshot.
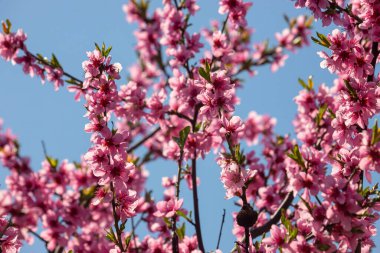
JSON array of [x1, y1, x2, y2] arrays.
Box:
[[2, 19, 11, 34], [120, 219, 127, 231], [307, 75, 314, 90], [125, 234, 132, 249], [280, 210, 291, 231], [176, 223, 186, 240], [283, 14, 290, 24], [316, 243, 330, 251], [194, 122, 202, 132], [163, 217, 171, 227], [95, 43, 101, 52], [173, 137, 181, 147], [51, 54, 62, 68], [328, 108, 336, 119], [176, 210, 195, 225], [104, 46, 112, 57], [47, 156, 58, 168], [298, 76, 313, 91], [288, 227, 298, 241], [351, 227, 364, 234], [65, 78, 79, 85], [305, 16, 313, 28], [299, 195, 313, 213], [205, 61, 211, 73], [371, 120, 380, 145], [102, 42, 106, 54], [316, 32, 331, 47], [287, 144, 306, 170], [198, 67, 211, 83], [311, 32, 331, 48], [344, 79, 358, 101], [105, 228, 117, 243], [315, 104, 328, 126], [176, 210, 188, 220], [298, 78, 309, 91], [173, 126, 191, 150]]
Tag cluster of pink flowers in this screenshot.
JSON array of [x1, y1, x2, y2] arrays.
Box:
[[82, 49, 140, 223], [0, 24, 64, 90], [0, 0, 380, 252], [0, 118, 120, 252], [0, 216, 21, 253]]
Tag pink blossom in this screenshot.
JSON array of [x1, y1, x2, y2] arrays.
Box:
[[154, 198, 184, 218]]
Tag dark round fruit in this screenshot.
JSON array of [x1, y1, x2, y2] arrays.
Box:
[[236, 204, 258, 228]]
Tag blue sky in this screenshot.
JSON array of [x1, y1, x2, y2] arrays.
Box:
[[0, 0, 378, 252]]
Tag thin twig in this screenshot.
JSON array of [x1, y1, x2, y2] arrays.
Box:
[[172, 145, 184, 253], [167, 111, 193, 123], [110, 182, 125, 252], [29, 52, 83, 85], [127, 127, 161, 153], [28, 229, 48, 244], [216, 209, 226, 249], [190, 104, 205, 252], [131, 217, 139, 253]]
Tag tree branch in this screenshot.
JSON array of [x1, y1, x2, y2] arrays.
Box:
[[190, 104, 205, 252], [216, 209, 226, 249], [127, 127, 161, 153], [110, 182, 125, 252], [250, 191, 294, 239]]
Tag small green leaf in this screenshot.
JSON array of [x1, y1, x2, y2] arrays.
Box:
[[173, 137, 181, 146], [120, 219, 127, 231], [51, 54, 62, 68], [105, 228, 117, 243], [315, 104, 328, 126], [311, 32, 331, 48], [328, 108, 336, 119], [176, 210, 188, 220], [288, 227, 298, 241], [287, 144, 306, 170], [299, 195, 313, 213], [176, 223, 186, 240], [198, 67, 211, 83], [104, 46, 112, 57], [305, 16, 313, 28], [173, 126, 191, 150], [102, 42, 106, 54], [163, 217, 171, 227], [280, 210, 291, 231], [344, 79, 358, 101], [298, 76, 313, 91], [298, 78, 309, 91], [125, 234, 132, 249], [2, 19, 11, 34], [371, 120, 380, 145], [205, 61, 211, 73], [47, 156, 58, 168], [316, 32, 331, 47], [194, 122, 202, 132], [307, 75, 314, 90], [95, 43, 101, 52], [351, 227, 364, 234], [283, 14, 290, 24], [65, 78, 79, 85], [316, 243, 330, 251]]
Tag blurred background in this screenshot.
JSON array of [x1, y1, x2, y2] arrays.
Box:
[[0, 0, 378, 252]]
